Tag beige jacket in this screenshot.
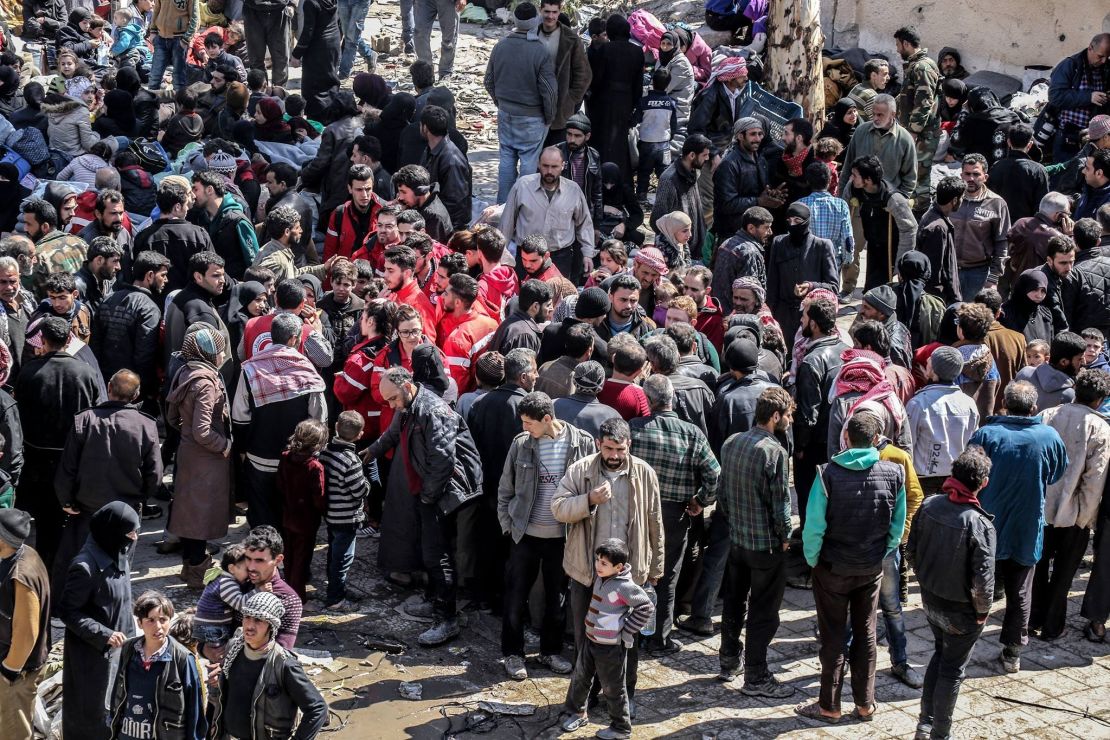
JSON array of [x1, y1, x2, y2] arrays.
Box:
[[1041, 403, 1110, 530], [550, 453, 664, 587], [252, 239, 328, 283]]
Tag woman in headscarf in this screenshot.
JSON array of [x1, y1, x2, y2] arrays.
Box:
[[669, 25, 712, 83], [657, 30, 696, 151], [352, 72, 392, 111], [92, 88, 137, 138], [599, 161, 645, 245], [818, 98, 858, 149], [55, 9, 98, 66], [165, 325, 233, 589], [10, 82, 49, 138], [1000, 268, 1054, 343], [590, 14, 644, 183], [367, 92, 416, 174], [0, 64, 20, 119], [60, 501, 141, 740], [893, 251, 936, 347], [221, 281, 268, 393], [653, 210, 694, 268]]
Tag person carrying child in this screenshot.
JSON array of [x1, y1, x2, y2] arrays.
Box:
[[192, 543, 255, 651]]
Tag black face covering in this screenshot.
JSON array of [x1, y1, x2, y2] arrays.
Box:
[[89, 501, 141, 571], [786, 203, 811, 246]]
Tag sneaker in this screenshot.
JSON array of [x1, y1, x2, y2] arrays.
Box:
[[403, 600, 435, 619], [999, 649, 1020, 674], [418, 618, 460, 646], [741, 674, 796, 699], [155, 534, 181, 554], [914, 723, 932, 740], [676, 615, 714, 636], [356, 523, 380, 539], [540, 653, 572, 674], [596, 727, 632, 739], [141, 503, 163, 520], [891, 662, 924, 689], [362, 49, 378, 72], [560, 713, 588, 732], [504, 655, 527, 681], [717, 665, 740, 683]]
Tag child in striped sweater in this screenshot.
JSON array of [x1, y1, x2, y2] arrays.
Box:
[[319, 411, 371, 611], [192, 545, 253, 648], [561, 539, 655, 739]]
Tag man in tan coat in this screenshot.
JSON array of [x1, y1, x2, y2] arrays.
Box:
[[551, 417, 663, 714]]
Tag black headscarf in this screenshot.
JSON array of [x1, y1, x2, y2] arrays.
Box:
[[659, 31, 680, 66], [88, 501, 141, 571], [115, 66, 142, 97], [936, 302, 963, 345], [606, 14, 631, 41], [229, 280, 266, 328], [370, 92, 416, 172], [102, 89, 137, 136], [894, 251, 930, 331], [601, 162, 621, 189], [67, 8, 92, 30], [1000, 269, 1049, 335], [820, 98, 858, 147]]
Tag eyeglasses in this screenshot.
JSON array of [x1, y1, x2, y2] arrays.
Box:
[[398, 328, 422, 337]]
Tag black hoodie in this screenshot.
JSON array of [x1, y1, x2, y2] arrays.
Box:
[[937, 47, 969, 80]]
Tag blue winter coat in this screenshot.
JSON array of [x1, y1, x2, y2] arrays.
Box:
[[969, 415, 1068, 566]]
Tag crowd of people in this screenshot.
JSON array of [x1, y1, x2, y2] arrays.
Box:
[[0, 0, 1108, 737]]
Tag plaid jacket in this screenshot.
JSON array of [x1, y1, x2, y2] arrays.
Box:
[[800, 190, 854, 263], [718, 426, 791, 552], [630, 411, 720, 505]]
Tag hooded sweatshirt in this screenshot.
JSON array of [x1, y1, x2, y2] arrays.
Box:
[[477, 265, 520, 319]]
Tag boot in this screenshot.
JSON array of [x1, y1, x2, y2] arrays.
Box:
[[157, 532, 181, 554], [181, 555, 213, 590]]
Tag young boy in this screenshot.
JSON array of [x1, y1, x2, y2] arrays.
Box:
[[1082, 328, 1109, 371], [319, 411, 372, 611], [193, 544, 253, 647], [1025, 339, 1049, 368], [352, 259, 376, 300], [320, 260, 366, 365], [633, 67, 679, 199], [28, 272, 92, 344], [560, 539, 655, 739]]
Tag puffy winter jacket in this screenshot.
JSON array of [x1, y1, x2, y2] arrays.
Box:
[[905, 383, 980, 478], [421, 138, 472, 233], [323, 199, 382, 263], [57, 152, 110, 186], [42, 98, 98, 158], [118, 164, 158, 218], [132, 218, 214, 290], [90, 284, 161, 392], [333, 336, 387, 440]]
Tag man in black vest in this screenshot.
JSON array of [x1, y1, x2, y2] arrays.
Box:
[[797, 411, 907, 724]]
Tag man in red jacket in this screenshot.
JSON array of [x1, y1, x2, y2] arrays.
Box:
[[517, 235, 564, 283], [382, 244, 439, 344], [324, 164, 383, 262], [469, 227, 519, 319], [441, 274, 499, 393]]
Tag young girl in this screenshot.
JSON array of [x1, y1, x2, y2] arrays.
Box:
[[277, 419, 329, 601]]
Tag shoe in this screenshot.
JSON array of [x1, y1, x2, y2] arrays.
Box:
[[418, 618, 460, 646], [914, 722, 932, 740], [403, 600, 435, 619], [438, 71, 452, 82], [156, 533, 181, 554], [403, 41, 415, 55], [851, 702, 877, 722], [999, 649, 1020, 674], [716, 665, 740, 683], [357, 523, 380, 539], [141, 503, 163, 520], [644, 637, 682, 655], [741, 674, 795, 698], [362, 49, 378, 72], [1085, 620, 1107, 642], [540, 653, 573, 674], [324, 599, 357, 613], [676, 615, 714, 636], [838, 289, 855, 302], [1037, 629, 1062, 642], [560, 713, 588, 732], [891, 662, 924, 689], [596, 728, 631, 740], [154, 483, 173, 502], [180, 556, 211, 590], [785, 574, 812, 590], [504, 655, 527, 681]]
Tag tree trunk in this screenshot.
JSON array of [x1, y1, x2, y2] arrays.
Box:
[[767, 0, 825, 123]]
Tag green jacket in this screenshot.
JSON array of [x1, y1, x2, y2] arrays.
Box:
[[898, 48, 941, 135]]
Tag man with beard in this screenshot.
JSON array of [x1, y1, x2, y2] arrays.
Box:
[[651, 134, 710, 255], [1040, 236, 1079, 335], [682, 265, 725, 351], [501, 147, 596, 284], [440, 274, 499, 394], [77, 190, 132, 258], [773, 118, 817, 205], [597, 273, 654, 342], [765, 203, 838, 353], [894, 26, 941, 210], [712, 207, 773, 309], [517, 235, 563, 283], [196, 65, 231, 126], [392, 165, 454, 245], [840, 95, 917, 200], [556, 115, 602, 227], [551, 417, 663, 715], [382, 245, 439, 344], [352, 204, 403, 273], [950, 153, 1012, 300], [20, 199, 87, 301], [627, 247, 668, 326], [714, 118, 785, 239], [262, 163, 316, 266], [0, 251, 37, 382], [489, 279, 554, 355], [73, 238, 123, 316], [848, 155, 918, 291]]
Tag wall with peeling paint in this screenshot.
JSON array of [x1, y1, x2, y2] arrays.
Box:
[[822, 0, 1109, 82]]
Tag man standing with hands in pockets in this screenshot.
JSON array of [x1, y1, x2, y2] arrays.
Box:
[[552, 418, 664, 715]]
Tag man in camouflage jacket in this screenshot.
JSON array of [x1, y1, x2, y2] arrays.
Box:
[[895, 26, 941, 211]]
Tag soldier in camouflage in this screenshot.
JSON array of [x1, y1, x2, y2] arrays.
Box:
[[894, 26, 941, 213], [19, 198, 89, 300]]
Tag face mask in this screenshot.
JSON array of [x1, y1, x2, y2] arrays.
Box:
[[787, 222, 810, 244], [658, 48, 676, 65]]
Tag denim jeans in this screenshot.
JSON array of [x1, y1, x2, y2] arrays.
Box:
[[149, 35, 188, 90], [844, 552, 908, 666], [338, 0, 375, 78], [399, 0, 415, 45], [326, 523, 358, 604], [958, 265, 990, 303], [919, 592, 985, 739], [414, 0, 459, 77], [497, 111, 549, 203]]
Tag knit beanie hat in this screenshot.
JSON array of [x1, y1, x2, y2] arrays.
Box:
[[514, 1, 540, 32], [725, 337, 759, 374], [241, 591, 284, 636], [1089, 115, 1110, 143], [565, 113, 592, 134], [929, 346, 964, 383], [0, 509, 31, 549], [574, 287, 611, 320], [207, 151, 238, 178], [475, 351, 506, 387], [572, 361, 605, 394], [862, 285, 897, 319], [258, 96, 283, 123]]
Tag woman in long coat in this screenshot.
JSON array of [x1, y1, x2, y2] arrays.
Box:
[[166, 326, 233, 588], [591, 14, 645, 183], [292, 0, 341, 120], [60, 502, 141, 740]]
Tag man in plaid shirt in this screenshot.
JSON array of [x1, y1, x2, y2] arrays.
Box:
[[716, 386, 796, 698], [630, 374, 720, 656], [798, 162, 854, 273]]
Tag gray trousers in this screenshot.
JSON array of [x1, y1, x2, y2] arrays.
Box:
[[243, 5, 293, 87], [414, 0, 458, 76]]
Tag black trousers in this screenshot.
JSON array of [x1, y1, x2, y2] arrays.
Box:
[[996, 559, 1035, 651], [1031, 525, 1090, 638], [242, 5, 292, 87], [570, 580, 639, 698], [920, 592, 985, 739], [1082, 510, 1110, 624], [417, 500, 456, 619], [564, 641, 632, 733], [243, 462, 280, 531], [648, 502, 690, 646], [501, 534, 566, 657], [550, 244, 584, 286], [19, 447, 64, 574], [812, 562, 881, 712], [793, 441, 828, 531], [718, 545, 787, 680]]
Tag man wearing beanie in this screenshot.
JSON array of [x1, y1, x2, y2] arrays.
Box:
[[860, 284, 913, 369], [765, 202, 838, 353], [556, 114, 603, 225], [709, 337, 776, 454], [219, 591, 327, 739], [484, 1, 558, 203], [539, 286, 611, 371], [906, 345, 980, 498], [0, 509, 51, 737], [553, 361, 622, 439]]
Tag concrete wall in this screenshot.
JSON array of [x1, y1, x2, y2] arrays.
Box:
[[822, 0, 1109, 82]]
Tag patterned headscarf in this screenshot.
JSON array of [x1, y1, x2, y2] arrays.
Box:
[[707, 56, 748, 90], [180, 324, 227, 367], [633, 246, 669, 276], [730, 277, 765, 307]]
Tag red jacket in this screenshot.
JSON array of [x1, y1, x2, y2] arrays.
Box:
[[386, 278, 439, 345], [520, 260, 563, 283], [417, 244, 452, 301], [277, 450, 325, 535], [324, 198, 382, 262], [695, 297, 725, 351], [368, 338, 447, 438], [442, 311, 499, 393], [69, 190, 134, 236], [477, 265, 520, 319], [334, 337, 387, 439]]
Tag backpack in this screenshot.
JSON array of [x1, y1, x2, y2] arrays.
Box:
[[129, 138, 170, 174], [10, 126, 49, 166], [915, 292, 945, 346]]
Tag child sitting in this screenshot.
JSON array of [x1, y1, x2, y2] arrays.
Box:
[[254, 97, 294, 144], [202, 31, 247, 85], [276, 419, 328, 601], [192, 544, 253, 648], [320, 411, 372, 611], [110, 8, 150, 70], [159, 88, 204, 158], [560, 539, 655, 738]]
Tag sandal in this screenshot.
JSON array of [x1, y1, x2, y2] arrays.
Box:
[[794, 701, 841, 724], [851, 702, 877, 722], [1084, 621, 1106, 643]]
